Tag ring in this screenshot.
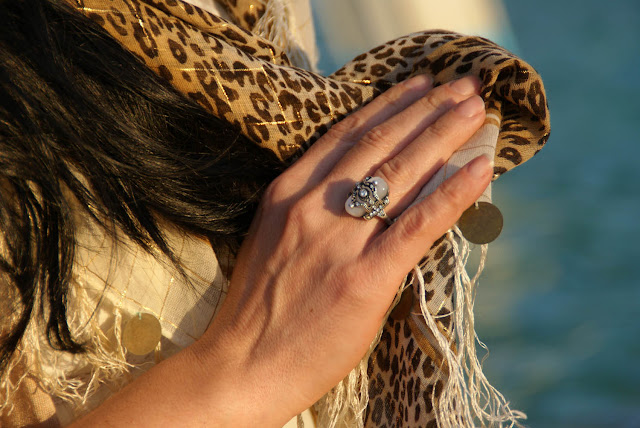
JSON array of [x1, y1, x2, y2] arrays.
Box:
[[344, 176, 390, 220]]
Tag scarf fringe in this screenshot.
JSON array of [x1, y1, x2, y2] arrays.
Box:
[[252, 0, 317, 71], [310, 227, 526, 427], [418, 228, 526, 427], [2, 225, 526, 426], [0, 279, 133, 417]]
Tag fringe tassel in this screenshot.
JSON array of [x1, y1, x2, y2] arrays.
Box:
[[313, 226, 525, 427], [415, 228, 526, 427], [2, 226, 522, 426], [0, 351, 29, 415], [0, 280, 133, 417], [252, 0, 317, 70]]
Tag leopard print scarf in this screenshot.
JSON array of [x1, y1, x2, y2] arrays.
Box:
[[63, 0, 550, 426]]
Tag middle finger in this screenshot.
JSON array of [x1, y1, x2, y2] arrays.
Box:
[[326, 75, 482, 184], [371, 94, 486, 219]]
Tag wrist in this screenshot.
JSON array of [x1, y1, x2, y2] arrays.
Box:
[[187, 325, 293, 427]]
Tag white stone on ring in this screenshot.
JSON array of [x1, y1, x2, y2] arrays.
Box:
[[345, 176, 389, 220]]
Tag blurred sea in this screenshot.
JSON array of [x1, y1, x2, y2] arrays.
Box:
[[314, 1, 640, 426], [477, 1, 640, 427]]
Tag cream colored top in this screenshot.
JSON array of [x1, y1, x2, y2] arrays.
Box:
[[0, 2, 319, 426], [4, 196, 314, 426]]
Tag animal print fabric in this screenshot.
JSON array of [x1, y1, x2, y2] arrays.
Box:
[[68, 0, 549, 173], [64, 0, 550, 426]]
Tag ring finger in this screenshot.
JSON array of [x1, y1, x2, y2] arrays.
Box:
[[371, 94, 486, 219], [335, 92, 486, 231]]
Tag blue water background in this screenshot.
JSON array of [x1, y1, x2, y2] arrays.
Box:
[[314, 1, 640, 426], [477, 2, 640, 427]]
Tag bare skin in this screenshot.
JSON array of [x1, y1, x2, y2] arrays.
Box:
[[70, 74, 490, 427]]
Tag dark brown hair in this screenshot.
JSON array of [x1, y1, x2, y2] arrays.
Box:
[[0, 0, 283, 374]]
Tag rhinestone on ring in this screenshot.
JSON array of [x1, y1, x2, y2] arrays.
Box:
[[345, 176, 390, 220]]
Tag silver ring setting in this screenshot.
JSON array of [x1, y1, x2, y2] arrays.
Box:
[[345, 176, 390, 220]]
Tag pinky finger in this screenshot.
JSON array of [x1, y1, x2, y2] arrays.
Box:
[[364, 154, 493, 283]]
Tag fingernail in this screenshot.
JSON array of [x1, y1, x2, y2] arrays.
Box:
[[449, 76, 478, 95], [454, 95, 485, 117], [467, 155, 493, 178], [404, 74, 432, 90]]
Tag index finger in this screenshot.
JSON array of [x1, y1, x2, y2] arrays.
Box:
[[288, 75, 433, 188]]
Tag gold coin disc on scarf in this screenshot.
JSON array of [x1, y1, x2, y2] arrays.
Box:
[[458, 202, 504, 244], [389, 286, 415, 321], [121, 313, 162, 356]]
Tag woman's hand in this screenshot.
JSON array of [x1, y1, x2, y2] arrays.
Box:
[[195, 74, 491, 425], [70, 74, 490, 428]]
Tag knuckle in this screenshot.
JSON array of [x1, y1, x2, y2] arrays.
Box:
[[376, 87, 404, 110], [359, 124, 393, 151], [397, 207, 429, 239], [262, 178, 283, 205], [423, 117, 449, 140], [433, 180, 465, 215], [419, 90, 443, 112], [263, 174, 292, 206], [328, 113, 365, 141], [419, 83, 462, 112], [378, 156, 408, 184]]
